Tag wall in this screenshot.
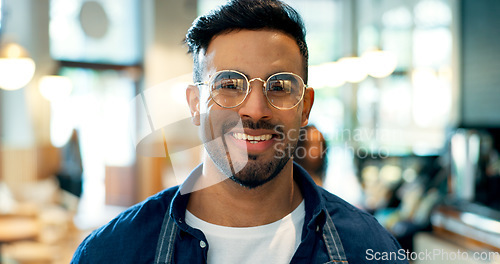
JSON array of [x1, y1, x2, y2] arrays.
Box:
[[461, 0, 500, 127], [0, 0, 57, 184]]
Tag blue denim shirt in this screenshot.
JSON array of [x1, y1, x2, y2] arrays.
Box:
[[71, 163, 408, 263]]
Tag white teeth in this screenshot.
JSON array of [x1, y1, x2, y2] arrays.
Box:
[[232, 133, 272, 141]]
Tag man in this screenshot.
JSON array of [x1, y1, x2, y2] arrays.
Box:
[[72, 0, 407, 263]]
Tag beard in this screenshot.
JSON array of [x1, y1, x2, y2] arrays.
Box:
[[228, 151, 291, 189], [202, 116, 297, 189]]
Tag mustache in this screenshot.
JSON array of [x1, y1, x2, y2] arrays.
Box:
[[222, 119, 283, 134], [241, 119, 276, 130]]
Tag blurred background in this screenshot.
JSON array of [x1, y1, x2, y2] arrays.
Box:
[[0, 0, 499, 263]]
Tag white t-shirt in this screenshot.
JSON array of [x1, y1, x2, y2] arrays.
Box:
[[185, 200, 305, 264]]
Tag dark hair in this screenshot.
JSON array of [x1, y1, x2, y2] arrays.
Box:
[[185, 0, 308, 83]]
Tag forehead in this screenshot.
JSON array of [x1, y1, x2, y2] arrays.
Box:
[[202, 29, 303, 78]]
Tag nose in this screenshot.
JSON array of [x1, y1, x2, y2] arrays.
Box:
[[237, 80, 273, 122]]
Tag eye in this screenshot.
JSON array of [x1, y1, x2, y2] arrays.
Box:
[[267, 80, 291, 93], [212, 77, 246, 98], [269, 80, 285, 91], [212, 71, 247, 92], [216, 79, 240, 90]]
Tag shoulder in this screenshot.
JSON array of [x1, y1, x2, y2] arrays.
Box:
[[319, 187, 375, 223], [319, 188, 406, 263], [71, 186, 179, 263]]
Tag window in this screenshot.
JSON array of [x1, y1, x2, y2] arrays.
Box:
[[356, 0, 453, 155], [49, 0, 143, 227]]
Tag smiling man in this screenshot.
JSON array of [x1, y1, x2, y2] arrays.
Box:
[[71, 1, 407, 263]]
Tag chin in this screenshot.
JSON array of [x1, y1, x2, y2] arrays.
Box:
[[227, 156, 291, 189]]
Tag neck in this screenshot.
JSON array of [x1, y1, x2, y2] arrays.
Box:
[[187, 158, 303, 227]]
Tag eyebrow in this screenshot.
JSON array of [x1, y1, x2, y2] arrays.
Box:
[[227, 69, 291, 80], [232, 69, 250, 79]]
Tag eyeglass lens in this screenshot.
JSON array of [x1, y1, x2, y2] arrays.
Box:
[[210, 71, 304, 109]]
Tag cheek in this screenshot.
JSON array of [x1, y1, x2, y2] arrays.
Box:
[[278, 109, 303, 142], [285, 107, 304, 127], [200, 107, 242, 140]]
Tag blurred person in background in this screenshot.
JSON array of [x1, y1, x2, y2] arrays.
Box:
[[294, 125, 328, 186], [56, 129, 83, 198], [72, 0, 406, 263]]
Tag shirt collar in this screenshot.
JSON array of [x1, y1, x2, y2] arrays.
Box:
[[169, 162, 328, 234], [292, 162, 328, 230]]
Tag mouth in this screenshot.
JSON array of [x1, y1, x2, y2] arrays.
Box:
[[231, 132, 274, 144], [226, 130, 278, 154]]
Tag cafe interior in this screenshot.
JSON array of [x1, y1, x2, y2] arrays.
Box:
[[0, 0, 499, 263]]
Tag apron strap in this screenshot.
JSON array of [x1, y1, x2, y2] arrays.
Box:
[[154, 210, 178, 264], [322, 212, 349, 263]]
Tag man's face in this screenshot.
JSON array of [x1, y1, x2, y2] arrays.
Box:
[[187, 29, 314, 188]]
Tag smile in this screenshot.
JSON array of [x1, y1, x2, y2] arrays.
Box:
[[231, 132, 273, 144]]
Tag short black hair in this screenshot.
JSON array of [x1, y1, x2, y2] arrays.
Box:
[[185, 0, 308, 83]]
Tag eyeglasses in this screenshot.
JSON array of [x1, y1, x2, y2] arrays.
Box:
[[196, 70, 306, 110]]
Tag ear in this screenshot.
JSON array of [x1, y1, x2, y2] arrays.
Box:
[[186, 85, 201, 126], [301, 87, 314, 127]]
